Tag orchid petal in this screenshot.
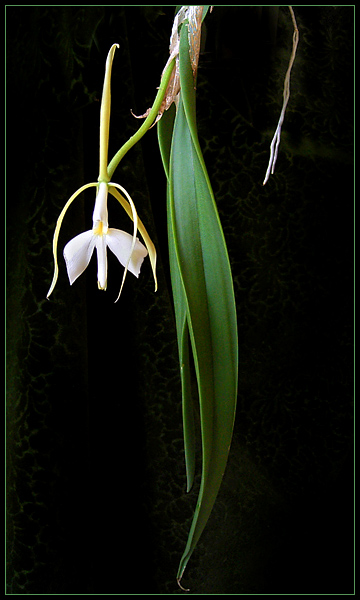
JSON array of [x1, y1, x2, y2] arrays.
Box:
[[63, 230, 96, 286], [107, 228, 148, 278], [108, 185, 158, 291], [47, 182, 98, 298], [107, 182, 138, 301]]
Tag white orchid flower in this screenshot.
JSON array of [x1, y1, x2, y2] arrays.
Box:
[[47, 44, 157, 302], [63, 181, 148, 292]]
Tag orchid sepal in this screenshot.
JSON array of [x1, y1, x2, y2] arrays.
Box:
[[99, 44, 119, 182]]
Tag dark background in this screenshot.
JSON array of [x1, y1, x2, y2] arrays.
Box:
[[6, 6, 354, 594]]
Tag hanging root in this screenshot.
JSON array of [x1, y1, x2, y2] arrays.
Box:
[[263, 6, 299, 185]]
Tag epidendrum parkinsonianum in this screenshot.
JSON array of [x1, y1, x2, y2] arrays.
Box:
[[47, 43, 175, 301], [46, 5, 298, 590], [47, 5, 298, 301]]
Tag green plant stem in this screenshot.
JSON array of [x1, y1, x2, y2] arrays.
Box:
[[107, 58, 175, 181]]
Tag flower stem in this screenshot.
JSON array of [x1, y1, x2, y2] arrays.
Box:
[[107, 58, 175, 181]]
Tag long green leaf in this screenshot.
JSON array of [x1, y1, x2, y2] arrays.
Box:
[[158, 18, 238, 586], [158, 104, 196, 494]]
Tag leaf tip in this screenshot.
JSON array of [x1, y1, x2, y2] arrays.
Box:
[[177, 577, 190, 592]]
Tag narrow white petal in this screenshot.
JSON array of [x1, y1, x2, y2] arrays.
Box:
[[108, 185, 158, 291], [106, 228, 148, 278], [95, 235, 108, 290], [47, 181, 98, 298], [63, 230, 96, 285]]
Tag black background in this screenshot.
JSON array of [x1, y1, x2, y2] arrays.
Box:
[[6, 6, 354, 594]]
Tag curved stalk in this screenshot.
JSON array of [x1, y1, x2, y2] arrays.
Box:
[[107, 58, 175, 180]]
